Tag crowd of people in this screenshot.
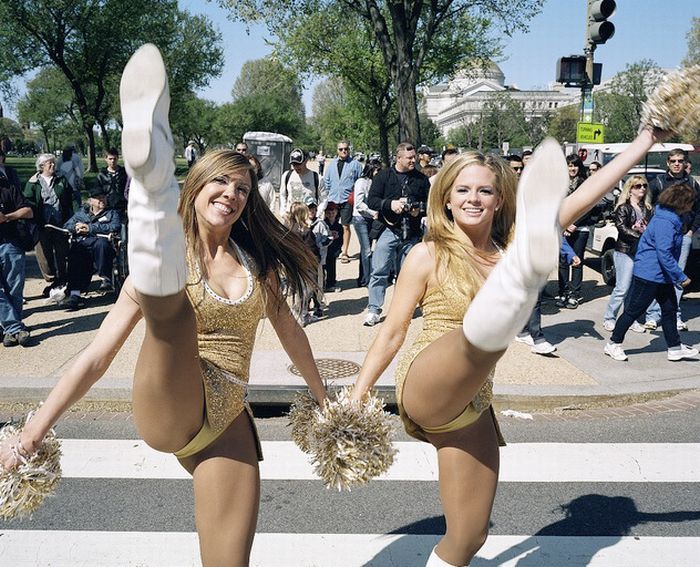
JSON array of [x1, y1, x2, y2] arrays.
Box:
[[0, 43, 697, 567]]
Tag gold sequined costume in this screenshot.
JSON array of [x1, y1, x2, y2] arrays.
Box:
[[174, 242, 265, 459], [395, 276, 505, 445]]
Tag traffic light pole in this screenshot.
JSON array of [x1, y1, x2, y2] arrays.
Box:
[[580, 43, 595, 124]]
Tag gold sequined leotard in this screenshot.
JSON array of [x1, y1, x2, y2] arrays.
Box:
[[174, 241, 265, 459], [395, 275, 505, 445]]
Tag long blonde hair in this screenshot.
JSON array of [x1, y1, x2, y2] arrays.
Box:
[[425, 152, 517, 297], [616, 175, 652, 210], [286, 201, 310, 234], [178, 150, 316, 304]]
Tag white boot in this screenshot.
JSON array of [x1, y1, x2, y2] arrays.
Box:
[[120, 43, 186, 296], [426, 547, 466, 567], [463, 138, 568, 352]]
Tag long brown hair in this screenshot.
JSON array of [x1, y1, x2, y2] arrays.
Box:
[[425, 152, 517, 298], [178, 150, 317, 304]]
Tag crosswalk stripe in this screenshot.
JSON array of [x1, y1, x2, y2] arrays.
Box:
[[0, 531, 697, 566], [55, 440, 700, 482]]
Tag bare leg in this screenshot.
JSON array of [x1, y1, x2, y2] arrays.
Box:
[[342, 224, 352, 258], [427, 411, 500, 566], [179, 412, 261, 567], [402, 330, 503, 429]]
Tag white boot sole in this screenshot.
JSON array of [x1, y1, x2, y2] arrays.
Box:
[[515, 138, 569, 278], [119, 43, 170, 177]]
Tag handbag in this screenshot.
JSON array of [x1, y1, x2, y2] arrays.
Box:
[[15, 218, 40, 252]]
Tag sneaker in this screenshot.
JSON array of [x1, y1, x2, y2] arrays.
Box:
[[677, 320, 688, 332], [3, 332, 18, 347], [554, 295, 566, 308], [99, 279, 114, 292], [16, 329, 30, 347], [603, 320, 616, 332], [604, 342, 628, 361], [363, 312, 381, 327], [630, 321, 646, 334], [564, 296, 579, 309], [515, 333, 535, 347], [313, 308, 324, 318], [644, 320, 658, 331], [64, 295, 85, 311], [668, 344, 699, 361], [531, 340, 556, 355], [303, 313, 319, 326]]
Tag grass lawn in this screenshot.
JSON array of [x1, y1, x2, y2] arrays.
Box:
[[5, 156, 190, 198]]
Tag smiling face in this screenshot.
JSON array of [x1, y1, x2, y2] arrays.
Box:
[[194, 170, 252, 232], [447, 165, 502, 235], [567, 162, 579, 178], [40, 160, 56, 176]]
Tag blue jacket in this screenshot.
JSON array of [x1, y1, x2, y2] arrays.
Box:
[[633, 205, 686, 286], [560, 239, 577, 265], [323, 156, 363, 204], [64, 205, 122, 237]]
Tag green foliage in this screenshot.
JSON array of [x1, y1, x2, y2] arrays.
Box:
[[170, 94, 220, 151], [0, 117, 23, 143], [0, 0, 223, 169], [683, 17, 700, 67], [218, 0, 545, 148], [547, 104, 578, 144], [419, 114, 443, 149]]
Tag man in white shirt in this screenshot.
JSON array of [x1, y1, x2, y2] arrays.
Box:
[[279, 148, 327, 216]]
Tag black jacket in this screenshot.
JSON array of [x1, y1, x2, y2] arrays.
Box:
[[96, 166, 128, 212], [613, 202, 653, 256], [650, 171, 700, 233], [367, 167, 430, 239]]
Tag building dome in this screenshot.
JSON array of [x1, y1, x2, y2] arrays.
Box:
[[452, 59, 506, 89]]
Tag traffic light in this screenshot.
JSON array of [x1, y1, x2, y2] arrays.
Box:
[[588, 0, 616, 45]]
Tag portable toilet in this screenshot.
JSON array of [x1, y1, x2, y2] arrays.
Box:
[[243, 131, 293, 190]]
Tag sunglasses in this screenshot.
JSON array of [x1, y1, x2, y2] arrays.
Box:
[[632, 183, 648, 189], [337, 147, 349, 151], [511, 166, 523, 171], [669, 158, 685, 164]]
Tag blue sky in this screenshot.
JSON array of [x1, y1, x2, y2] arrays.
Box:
[[181, 0, 697, 112]]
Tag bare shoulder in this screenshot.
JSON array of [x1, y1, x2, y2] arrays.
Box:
[[404, 242, 436, 275]]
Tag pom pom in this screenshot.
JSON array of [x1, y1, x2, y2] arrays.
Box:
[[640, 65, 700, 140], [0, 409, 62, 521], [310, 387, 396, 491], [288, 391, 322, 454]]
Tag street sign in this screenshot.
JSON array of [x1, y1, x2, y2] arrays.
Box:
[[577, 122, 605, 143]]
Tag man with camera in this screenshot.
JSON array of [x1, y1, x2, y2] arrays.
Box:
[[363, 142, 430, 326]]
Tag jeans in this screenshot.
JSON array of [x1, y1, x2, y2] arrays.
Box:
[[35, 227, 69, 284], [521, 290, 545, 342], [611, 276, 679, 348], [352, 216, 372, 286], [367, 229, 418, 314], [558, 229, 587, 296], [646, 233, 692, 323], [66, 236, 115, 292], [604, 251, 634, 322], [0, 242, 27, 335]]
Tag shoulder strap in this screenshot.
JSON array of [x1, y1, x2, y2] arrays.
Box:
[[284, 170, 292, 192], [313, 171, 319, 199]]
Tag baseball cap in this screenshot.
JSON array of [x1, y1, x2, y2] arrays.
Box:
[[418, 145, 432, 155], [304, 196, 317, 207], [289, 148, 306, 164], [88, 185, 107, 198]]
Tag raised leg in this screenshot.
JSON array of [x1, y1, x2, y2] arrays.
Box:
[[120, 44, 201, 451], [463, 138, 569, 352], [179, 412, 261, 567]]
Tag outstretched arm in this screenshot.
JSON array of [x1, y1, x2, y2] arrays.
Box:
[[265, 276, 326, 405], [351, 243, 432, 402], [0, 279, 142, 469], [559, 129, 668, 229]]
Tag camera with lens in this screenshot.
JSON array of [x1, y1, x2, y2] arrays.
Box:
[[400, 196, 427, 240]]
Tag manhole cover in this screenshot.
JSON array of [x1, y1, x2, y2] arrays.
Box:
[[288, 358, 361, 380]]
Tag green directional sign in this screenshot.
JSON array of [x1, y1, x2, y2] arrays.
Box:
[[577, 122, 605, 143]]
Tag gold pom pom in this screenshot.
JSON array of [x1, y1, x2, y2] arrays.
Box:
[[0, 409, 62, 521], [288, 392, 322, 454], [309, 387, 396, 491], [640, 65, 700, 140]]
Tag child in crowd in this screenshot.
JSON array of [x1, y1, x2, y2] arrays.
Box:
[[306, 197, 328, 318], [285, 202, 320, 326], [322, 202, 343, 293]]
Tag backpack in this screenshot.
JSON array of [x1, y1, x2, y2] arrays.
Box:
[[283, 170, 320, 202]]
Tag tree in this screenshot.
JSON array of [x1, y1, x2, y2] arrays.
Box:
[[547, 104, 578, 144], [16, 68, 80, 152], [170, 94, 220, 152], [218, 0, 544, 145], [218, 58, 306, 142], [0, 0, 223, 170], [594, 59, 663, 142], [683, 16, 700, 67]]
